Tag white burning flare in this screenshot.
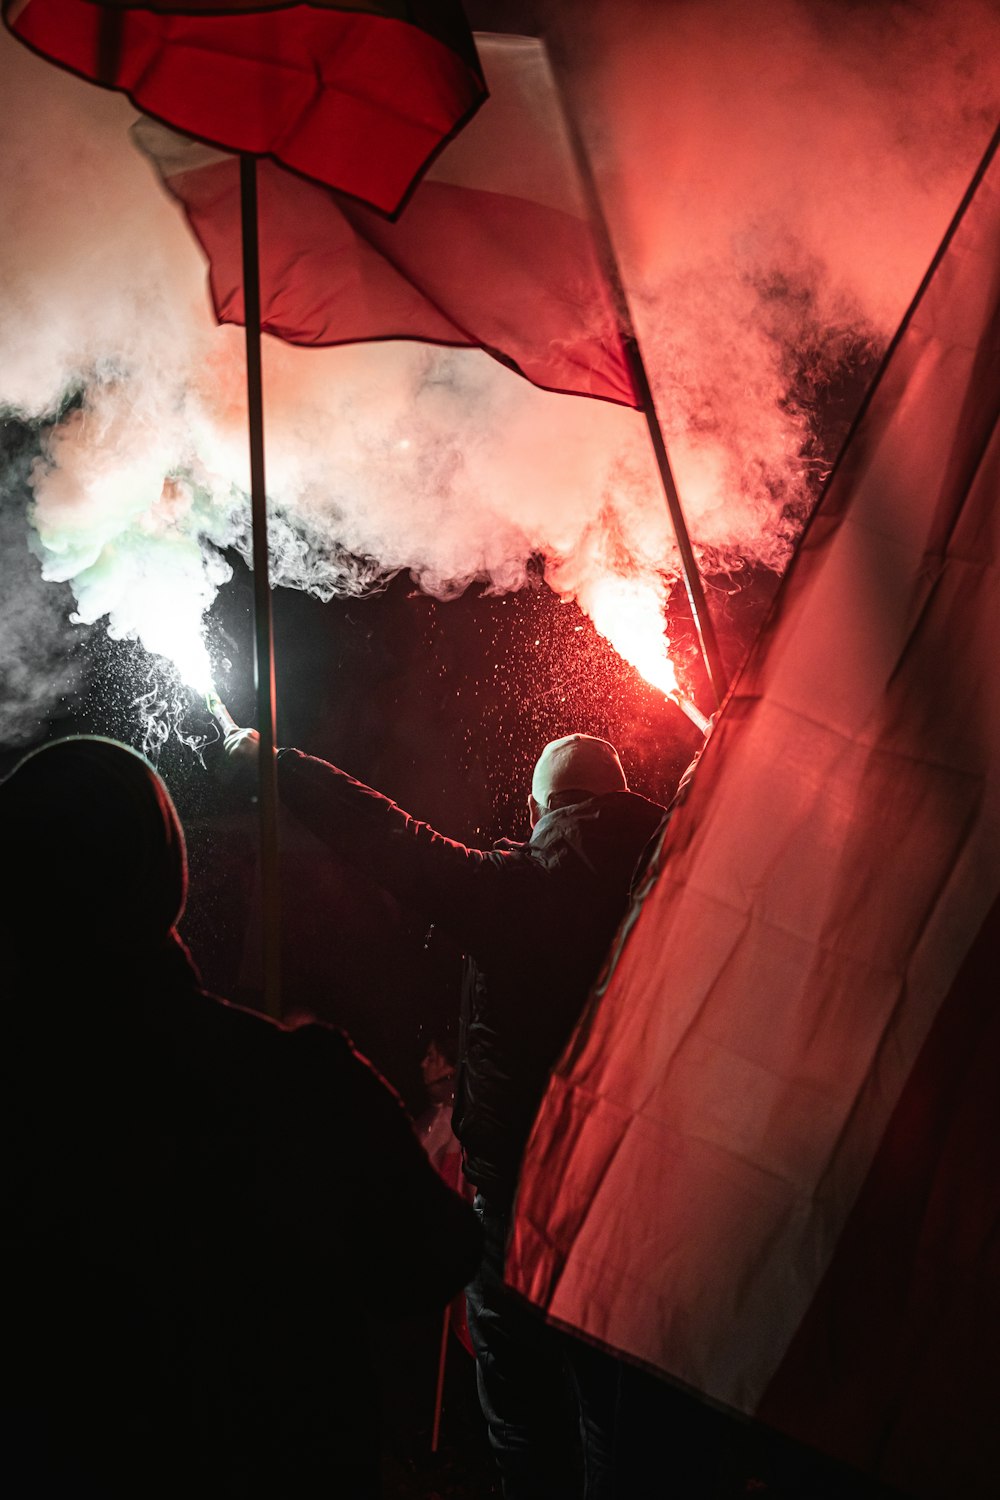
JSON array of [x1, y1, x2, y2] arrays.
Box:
[[32, 429, 226, 696]]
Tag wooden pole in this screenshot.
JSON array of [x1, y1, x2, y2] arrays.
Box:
[[240, 153, 282, 1021], [545, 43, 727, 708]]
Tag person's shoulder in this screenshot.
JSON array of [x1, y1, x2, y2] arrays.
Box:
[[182, 983, 284, 1043], [606, 788, 669, 831], [184, 995, 391, 1105], [596, 792, 668, 869], [167, 977, 352, 1075], [281, 1017, 374, 1077], [282, 1021, 412, 1117], [531, 790, 666, 876], [609, 790, 670, 867]]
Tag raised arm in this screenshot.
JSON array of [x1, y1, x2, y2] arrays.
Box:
[[275, 747, 545, 959]]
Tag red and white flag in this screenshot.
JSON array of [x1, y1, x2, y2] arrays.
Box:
[[4, 0, 485, 213], [132, 34, 638, 407], [507, 123, 1000, 1497]]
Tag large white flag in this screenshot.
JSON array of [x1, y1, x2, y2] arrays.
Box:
[[509, 124, 1000, 1498]]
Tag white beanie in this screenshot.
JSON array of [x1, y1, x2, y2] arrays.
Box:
[[530, 733, 627, 809]]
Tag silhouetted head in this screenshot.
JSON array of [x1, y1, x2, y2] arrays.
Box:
[[420, 1037, 457, 1087], [0, 736, 187, 956], [528, 733, 628, 827]]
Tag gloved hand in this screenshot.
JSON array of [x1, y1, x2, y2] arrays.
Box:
[[223, 725, 260, 762], [218, 725, 260, 785]]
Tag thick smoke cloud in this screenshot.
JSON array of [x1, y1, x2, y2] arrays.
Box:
[[571, 0, 1000, 553], [0, 424, 86, 746], [1, 1, 998, 726]]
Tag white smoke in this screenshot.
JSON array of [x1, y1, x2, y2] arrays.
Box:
[[0, 431, 87, 747], [1, 1, 999, 729]]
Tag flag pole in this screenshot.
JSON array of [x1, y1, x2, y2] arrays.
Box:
[[545, 45, 727, 709], [240, 153, 282, 1022], [430, 1306, 450, 1452], [622, 338, 727, 709]]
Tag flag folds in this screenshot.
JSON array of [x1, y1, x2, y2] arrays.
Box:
[[132, 34, 638, 407], [507, 124, 1000, 1497], [4, 0, 485, 214]]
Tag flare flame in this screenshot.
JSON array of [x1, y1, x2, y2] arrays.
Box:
[[582, 574, 680, 700]]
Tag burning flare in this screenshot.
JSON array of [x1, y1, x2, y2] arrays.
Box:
[[583, 574, 680, 699], [581, 573, 712, 735], [135, 594, 215, 696]]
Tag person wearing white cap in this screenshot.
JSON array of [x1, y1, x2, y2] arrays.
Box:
[[529, 732, 628, 816], [225, 723, 668, 1497]]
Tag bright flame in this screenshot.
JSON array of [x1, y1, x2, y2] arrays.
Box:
[[34, 464, 225, 703], [581, 574, 679, 699], [60, 530, 218, 695], [146, 616, 215, 696]]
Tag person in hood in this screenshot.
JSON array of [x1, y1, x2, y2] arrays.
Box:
[[225, 725, 667, 1498], [0, 736, 481, 1499]]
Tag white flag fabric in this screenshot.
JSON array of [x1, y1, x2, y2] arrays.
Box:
[[508, 124, 1000, 1498]]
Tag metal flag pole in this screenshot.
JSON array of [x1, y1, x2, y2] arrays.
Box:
[[545, 44, 728, 710], [622, 337, 728, 710], [240, 153, 282, 1021]]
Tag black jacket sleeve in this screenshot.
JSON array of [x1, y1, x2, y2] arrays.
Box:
[[277, 748, 549, 958]]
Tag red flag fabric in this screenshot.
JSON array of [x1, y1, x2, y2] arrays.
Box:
[[507, 122, 1000, 1497], [3, 0, 485, 214], [132, 34, 638, 407]]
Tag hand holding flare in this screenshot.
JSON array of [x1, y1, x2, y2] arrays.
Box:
[[205, 689, 239, 737]]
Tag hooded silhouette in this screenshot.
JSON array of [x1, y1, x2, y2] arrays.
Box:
[[1, 737, 480, 1498]]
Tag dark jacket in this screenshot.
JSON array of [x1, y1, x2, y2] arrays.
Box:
[[1, 738, 480, 1498], [3, 937, 481, 1498], [278, 750, 666, 1203]]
